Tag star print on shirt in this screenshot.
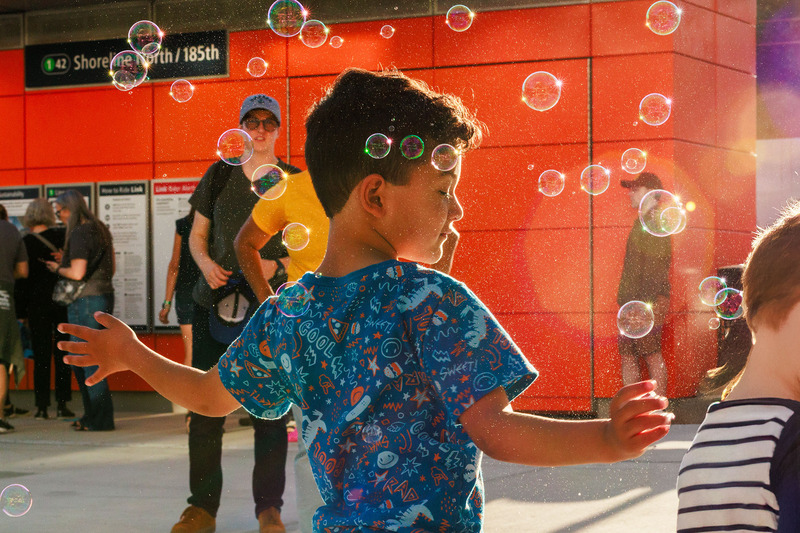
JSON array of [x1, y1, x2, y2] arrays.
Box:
[[367, 356, 379, 377]]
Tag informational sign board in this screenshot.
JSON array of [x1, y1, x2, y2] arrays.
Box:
[[0, 185, 42, 230], [25, 30, 228, 90], [98, 181, 149, 329], [45, 183, 94, 214], [150, 178, 199, 330]]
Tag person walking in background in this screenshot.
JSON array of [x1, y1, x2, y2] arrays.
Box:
[[159, 206, 201, 368], [17, 198, 75, 421], [45, 190, 115, 432], [0, 203, 28, 434], [174, 94, 300, 533], [618, 172, 672, 397]]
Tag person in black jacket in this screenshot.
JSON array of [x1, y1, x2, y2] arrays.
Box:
[[18, 198, 75, 420]]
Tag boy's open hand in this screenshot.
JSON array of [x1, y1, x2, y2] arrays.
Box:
[[58, 312, 138, 386], [604, 380, 672, 461]]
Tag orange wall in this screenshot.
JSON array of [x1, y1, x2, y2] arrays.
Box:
[[2, 1, 756, 410]]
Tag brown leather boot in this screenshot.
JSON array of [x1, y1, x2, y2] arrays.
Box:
[[257, 507, 286, 533], [171, 505, 215, 533]]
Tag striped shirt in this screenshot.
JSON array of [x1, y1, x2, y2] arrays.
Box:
[[677, 399, 800, 532]]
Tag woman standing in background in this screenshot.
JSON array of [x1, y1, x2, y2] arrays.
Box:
[[45, 190, 115, 431], [18, 198, 75, 421]]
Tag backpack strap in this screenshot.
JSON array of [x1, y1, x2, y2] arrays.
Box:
[[30, 231, 59, 253]]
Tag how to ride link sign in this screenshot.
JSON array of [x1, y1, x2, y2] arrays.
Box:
[[25, 30, 228, 89]]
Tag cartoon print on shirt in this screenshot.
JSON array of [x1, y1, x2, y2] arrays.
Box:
[[218, 261, 537, 532]]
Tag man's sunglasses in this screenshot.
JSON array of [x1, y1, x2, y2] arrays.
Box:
[[242, 118, 279, 132]]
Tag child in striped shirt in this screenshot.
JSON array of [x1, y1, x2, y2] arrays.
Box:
[[677, 200, 800, 533]]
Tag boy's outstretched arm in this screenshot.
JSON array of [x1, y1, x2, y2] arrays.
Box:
[[459, 380, 671, 466], [58, 312, 241, 417]]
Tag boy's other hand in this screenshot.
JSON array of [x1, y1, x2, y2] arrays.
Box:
[[58, 312, 138, 386], [604, 380, 672, 461]]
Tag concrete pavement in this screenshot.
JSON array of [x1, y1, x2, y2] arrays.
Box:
[[1, 408, 696, 532]]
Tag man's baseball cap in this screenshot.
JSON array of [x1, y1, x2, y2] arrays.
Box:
[[621, 171, 662, 190], [239, 94, 281, 125]]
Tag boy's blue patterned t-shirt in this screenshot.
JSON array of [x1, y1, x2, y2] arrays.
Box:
[[219, 260, 537, 532]]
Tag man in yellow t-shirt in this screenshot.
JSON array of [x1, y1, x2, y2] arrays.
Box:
[[235, 168, 459, 532], [237, 170, 329, 301], [235, 169, 328, 533]]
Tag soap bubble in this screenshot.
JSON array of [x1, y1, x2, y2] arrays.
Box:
[[699, 276, 727, 306], [299, 20, 328, 48], [715, 288, 743, 320], [169, 80, 194, 103], [282, 222, 310, 251], [446, 5, 475, 32], [216, 129, 253, 165], [522, 71, 562, 112], [646, 1, 682, 36], [708, 317, 721, 330], [639, 189, 685, 237], [400, 135, 424, 159], [639, 93, 672, 126], [329, 35, 344, 48], [380, 25, 395, 39], [431, 144, 459, 172], [580, 164, 610, 195], [268, 0, 307, 38], [1, 484, 32, 517], [128, 20, 163, 55], [538, 170, 565, 197], [247, 57, 268, 77], [109, 50, 148, 91], [617, 301, 655, 339], [362, 422, 383, 443], [621, 148, 647, 174], [251, 164, 288, 200], [275, 281, 312, 317], [365, 133, 392, 159]]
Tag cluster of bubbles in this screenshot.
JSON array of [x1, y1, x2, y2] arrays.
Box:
[[1, 484, 32, 518], [274, 281, 312, 317], [617, 300, 655, 339], [216, 129, 254, 166], [446, 5, 475, 32], [251, 164, 289, 199], [364, 133, 458, 171], [521, 4, 678, 122], [646, 1, 682, 36], [110, 21, 163, 91], [522, 71, 562, 112], [639, 189, 687, 237], [697, 276, 743, 324]]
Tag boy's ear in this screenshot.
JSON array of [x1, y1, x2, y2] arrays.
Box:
[[358, 173, 388, 218]]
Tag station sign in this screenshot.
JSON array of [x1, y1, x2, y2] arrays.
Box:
[[25, 30, 228, 89]]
